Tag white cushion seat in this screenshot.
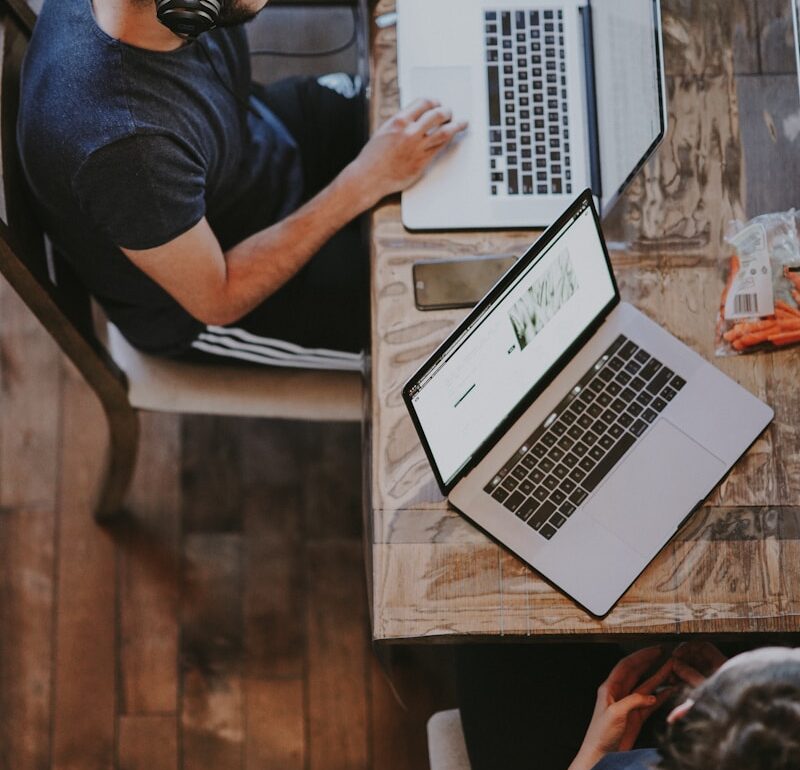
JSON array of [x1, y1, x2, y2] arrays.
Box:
[[103, 321, 364, 421]]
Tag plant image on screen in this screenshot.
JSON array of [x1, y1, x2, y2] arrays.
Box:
[[508, 250, 579, 350]]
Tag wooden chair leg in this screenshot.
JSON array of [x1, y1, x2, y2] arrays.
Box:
[[94, 401, 140, 523]]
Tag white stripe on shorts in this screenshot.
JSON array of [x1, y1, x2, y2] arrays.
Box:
[[191, 326, 364, 372]]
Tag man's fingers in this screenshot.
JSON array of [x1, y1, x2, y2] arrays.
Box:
[[645, 685, 678, 714], [635, 658, 675, 696], [607, 646, 664, 692], [398, 98, 441, 122], [611, 691, 658, 717], [415, 106, 453, 135], [424, 120, 468, 150], [672, 659, 705, 688]]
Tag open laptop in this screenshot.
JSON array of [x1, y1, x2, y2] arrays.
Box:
[[403, 191, 773, 616], [397, 0, 668, 230]]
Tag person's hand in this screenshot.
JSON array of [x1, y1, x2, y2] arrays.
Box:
[[348, 98, 468, 204], [568, 647, 676, 770], [671, 641, 728, 687]]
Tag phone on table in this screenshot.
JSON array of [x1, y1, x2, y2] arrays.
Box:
[[412, 254, 518, 310]]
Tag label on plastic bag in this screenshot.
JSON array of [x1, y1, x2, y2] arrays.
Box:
[[724, 223, 775, 320]]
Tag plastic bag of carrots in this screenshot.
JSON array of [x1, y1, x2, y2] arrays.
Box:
[[716, 210, 800, 355]]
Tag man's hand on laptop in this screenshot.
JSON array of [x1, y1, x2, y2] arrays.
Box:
[[350, 98, 467, 203]]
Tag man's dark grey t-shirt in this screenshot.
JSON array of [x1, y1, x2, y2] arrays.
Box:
[[18, 0, 303, 354]]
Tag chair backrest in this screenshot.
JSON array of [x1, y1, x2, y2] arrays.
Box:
[[0, 1, 130, 405]]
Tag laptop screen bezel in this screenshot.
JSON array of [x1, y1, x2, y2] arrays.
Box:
[[402, 190, 621, 496], [597, 0, 668, 215]]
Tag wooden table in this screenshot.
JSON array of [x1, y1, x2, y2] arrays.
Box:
[[366, 0, 800, 642]]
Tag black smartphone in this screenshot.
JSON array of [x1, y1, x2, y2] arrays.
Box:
[[412, 254, 518, 310]]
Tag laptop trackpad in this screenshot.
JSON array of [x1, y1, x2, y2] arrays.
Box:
[[408, 66, 473, 125], [584, 420, 725, 557]]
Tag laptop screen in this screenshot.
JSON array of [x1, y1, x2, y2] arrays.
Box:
[[592, 0, 665, 203], [406, 196, 617, 489]]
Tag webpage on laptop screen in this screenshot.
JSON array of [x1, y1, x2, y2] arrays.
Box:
[[410, 206, 616, 486]]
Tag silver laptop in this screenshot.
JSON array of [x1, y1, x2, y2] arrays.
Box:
[[397, 0, 668, 230], [403, 192, 773, 617]]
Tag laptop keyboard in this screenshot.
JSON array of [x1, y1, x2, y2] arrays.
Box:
[[484, 9, 573, 197], [484, 335, 687, 541]]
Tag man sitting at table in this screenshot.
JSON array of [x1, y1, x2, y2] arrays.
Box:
[[18, 0, 466, 368], [456, 641, 800, 770]]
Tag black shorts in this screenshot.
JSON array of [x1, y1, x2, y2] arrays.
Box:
[[183, 74, 369, 370]]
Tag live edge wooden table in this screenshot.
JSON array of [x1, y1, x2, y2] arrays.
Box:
[[365, 0, 800, 643]]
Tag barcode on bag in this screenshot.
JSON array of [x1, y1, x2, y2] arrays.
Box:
[[734, 293, 759, 315]]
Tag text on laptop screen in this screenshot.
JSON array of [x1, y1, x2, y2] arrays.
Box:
[[593, 0, 663, 200], [408, 203, 616, 486]]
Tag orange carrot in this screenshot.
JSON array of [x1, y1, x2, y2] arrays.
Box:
[[793, 289, 800, 306], [776, 300, 800, 318], [768, 330, 800, 346], [720, 254, 740, 311], [724, 326, 745, 342], [733, 329, 779, 349], [724, 318, 780, 342]]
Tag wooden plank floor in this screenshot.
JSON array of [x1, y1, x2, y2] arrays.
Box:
[[0, 276, 457, 770]]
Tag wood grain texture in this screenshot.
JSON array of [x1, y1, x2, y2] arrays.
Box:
[[758, 0, 798, 74], [182, 416, 245, 534], [303, 422, 363, 541], [181, 534, 244, 770], [244, 678, 304, 770], [118, 717, 178, 770], [240, 420, 316, 770], [668, 507, 800, 634], [368, 0, 800, 639], [0, 506, 55, 770], [306, 540, 369, 770], [732, 0, 761, 75], [0, 279, 60, 508], [736, 73, 800, 217], [243, 470, 305, 679], [52, 364, 117, 770], [0, 279, 57, 770], [119, 413, 181, 715]]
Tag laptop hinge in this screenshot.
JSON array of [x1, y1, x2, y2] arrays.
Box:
[[580, 3, 602, 200]]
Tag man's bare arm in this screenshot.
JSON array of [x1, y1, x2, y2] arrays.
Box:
[[122, 99, 467, 326]]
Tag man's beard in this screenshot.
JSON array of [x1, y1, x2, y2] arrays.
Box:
[[215, 0, 259, 26]]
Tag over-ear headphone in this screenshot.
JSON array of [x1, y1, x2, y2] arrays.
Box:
[[155, 0, 222, 39]]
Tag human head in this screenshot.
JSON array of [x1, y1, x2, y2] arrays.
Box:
[[659, 648, 800, 770]]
